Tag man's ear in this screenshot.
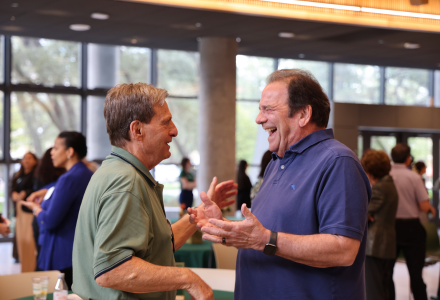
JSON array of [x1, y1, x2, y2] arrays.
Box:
[[298, 105, 312, 128], [129, 120, 143, 141]]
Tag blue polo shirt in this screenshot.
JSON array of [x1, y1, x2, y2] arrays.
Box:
[[235, 129, 371, 300]]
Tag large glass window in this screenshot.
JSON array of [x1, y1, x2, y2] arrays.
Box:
[[236, 101, 260, 163], [163, 98, 199, 165], [10, 92, 81, 159], [408, 137, 433, 193], [278, 59, 329, 94], [334, 63, 380, 104], [236, 55, 274, 100], [0, 165, 6, 220], [157, 50, 199, 97], [0, 91, 3, 159], [371, 136, 396, 155], [119, 46, 151, 84], [385, 67, 430, 106], [12, 37, 80, 87]]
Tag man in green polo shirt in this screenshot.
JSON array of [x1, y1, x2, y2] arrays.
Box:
[[72, 83, 236, 300]]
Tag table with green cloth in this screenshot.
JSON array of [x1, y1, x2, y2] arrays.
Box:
[[15, 290, 233, 300], [174, 240, 216, 268]]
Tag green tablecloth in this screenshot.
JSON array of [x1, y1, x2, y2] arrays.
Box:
[[15, 290, 233, 300], [174, 240, 216, 268]]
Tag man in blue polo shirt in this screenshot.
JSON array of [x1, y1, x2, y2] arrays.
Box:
[[198, 69, 371, 300]]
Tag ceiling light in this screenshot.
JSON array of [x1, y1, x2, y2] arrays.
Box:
[[404, 42, 420, 49], [298, 53, 305, 58], [91, 12, 109, 20], [378, 40, 384, 44], [236, 37, 241, 42], [361, 7, 440, 20], [195, 23, 202, 28], [131, 39, 138, 44], [278, 32, 295, 38], [69, 24, 91, 31], [10, 16, 15, 21], [11, 3, 18, 7], [262, 0, 361, 11]]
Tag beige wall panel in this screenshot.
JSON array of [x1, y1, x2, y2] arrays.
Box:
[[333, 126, 359, 153], [333, 103, 360, 127], [396, 106, 434, 129], [358, 105, 398, 127]]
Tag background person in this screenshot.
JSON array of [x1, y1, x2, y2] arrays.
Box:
[[250, 150, 272, 200], [236, 160, 252, 210], [389, 143, 435, 300], [179, 157, 197, 210], [0, 215, 11, 237], [30, 147, 66, 270], [361, 150, 398, 300], [11, 152, 38, 271], [22, 131, 92, 289]]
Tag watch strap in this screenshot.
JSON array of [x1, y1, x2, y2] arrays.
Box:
[[269, 230, 277, 245]]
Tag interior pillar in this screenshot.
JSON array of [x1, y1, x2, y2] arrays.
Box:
[[87, 44, 119, 160], [197, 37, 237, 208]]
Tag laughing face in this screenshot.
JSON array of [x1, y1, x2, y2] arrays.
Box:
[[256, 81, 301, 158]]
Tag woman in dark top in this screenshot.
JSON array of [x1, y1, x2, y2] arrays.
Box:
[[11, 152, 38, 271], [251, 150, 272, 201], [179, 157, 197, 210], [31, 147, 66, 269], [22, 131, 93, 289], [361, 149, 398, 300], [236, 160, 252, 210]]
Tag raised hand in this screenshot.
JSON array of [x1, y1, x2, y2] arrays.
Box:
[[200, 204, 269, 251], [207, 177, 237, 209]]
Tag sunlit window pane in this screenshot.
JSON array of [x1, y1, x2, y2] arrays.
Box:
[[12, 37, 80, 87], [334, 63, 380, 104], [0, 165, 6, 221], [0, 92, 3, 159], [237, 55, 274, 100], [0, 36, 4, 83], [157, 50, 199, 97], [385, 67, 430, 106], [371, 136, 396, 156], [119, 46, 150, 84], [236, 101, 260, 163], [408, 137, 433, 192], [11, 92, 80, 159], [278, 59, 329, 95], [162, 98, 199, 165]]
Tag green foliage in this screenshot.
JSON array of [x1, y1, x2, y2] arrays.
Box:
[[236, 102, 259, 163], [334, 63, 380, 103], [385, 68, 430, 106], [157, 50, 199, 96], [119, 46, 150, 84], [236, 55, 274, 100]]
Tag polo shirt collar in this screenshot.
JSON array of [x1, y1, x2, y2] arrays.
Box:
[[392, 163, 408, 169], [272, 128, 334, 160], [110, 146, 158, 186]]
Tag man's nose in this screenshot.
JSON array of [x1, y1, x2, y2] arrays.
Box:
[[255, 110, 266, 125], [170, 121, 178, 137]]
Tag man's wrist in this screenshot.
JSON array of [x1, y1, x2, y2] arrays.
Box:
[[259, 229, 271, 251]]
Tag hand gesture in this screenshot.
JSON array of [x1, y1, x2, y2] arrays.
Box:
[[185, 270, 214, 300], [206, 177, 237, 209], [20, 200, 40, 212], [0, 217, 11, 237], [201, 204, 269, 251], [26, 189, 48, 205]]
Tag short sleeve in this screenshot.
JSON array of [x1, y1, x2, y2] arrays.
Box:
[[317, 157, 370, 241], [414, 177, 429, 203], [93, 191, 151, 279]]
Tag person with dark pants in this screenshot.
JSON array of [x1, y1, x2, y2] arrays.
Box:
[[236, 160, 252, 210], [179, 157, 197, 210], [389, 143, 435, 300], [361, 150, 398, 300]]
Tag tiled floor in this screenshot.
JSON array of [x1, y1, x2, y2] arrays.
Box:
[[0, 242, 439, 299]]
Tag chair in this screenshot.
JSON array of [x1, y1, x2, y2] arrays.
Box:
[[212, 243, 238, 270], [0, 270, 60, 300]]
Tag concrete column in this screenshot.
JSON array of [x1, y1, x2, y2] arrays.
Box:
[[198, 37, 237, 207], [87, 44, 119, 160]]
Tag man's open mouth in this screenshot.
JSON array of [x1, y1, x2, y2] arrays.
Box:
[[265, 127, 277, 136]]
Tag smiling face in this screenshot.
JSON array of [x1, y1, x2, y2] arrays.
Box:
[[141, 101, 178, 168], [255, 81, 302, 158]]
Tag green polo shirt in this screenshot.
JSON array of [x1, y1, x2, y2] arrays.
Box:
[[72, 146, 176, 300]]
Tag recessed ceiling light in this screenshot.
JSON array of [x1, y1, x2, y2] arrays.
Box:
[[131, 39, 138, 44], [195, 23, 202, 28], [378, 40, 384, 44], [69, 24, 91, 31], [236, 37, 241, 42], [278, 32, 295, 38], [10, 16, 15, 21], [196, 37, 201, 42], [299, 53, 305, 58], [11, 3, 18, 7], [91, 12, 109, 20], [404, 42, 420, 49]]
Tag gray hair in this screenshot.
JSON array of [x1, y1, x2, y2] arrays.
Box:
[[267, 69, 319, 85], [104, 83, 168, 147]]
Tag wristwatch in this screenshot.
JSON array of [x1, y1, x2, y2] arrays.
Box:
[[263, 231, 278, 256]]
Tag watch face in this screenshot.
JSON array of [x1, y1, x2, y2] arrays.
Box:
[[264, 244, 277, 256]]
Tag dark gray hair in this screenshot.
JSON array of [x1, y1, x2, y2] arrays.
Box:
[[267, 69, 330, 128], [104, 83, 168, 147]]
